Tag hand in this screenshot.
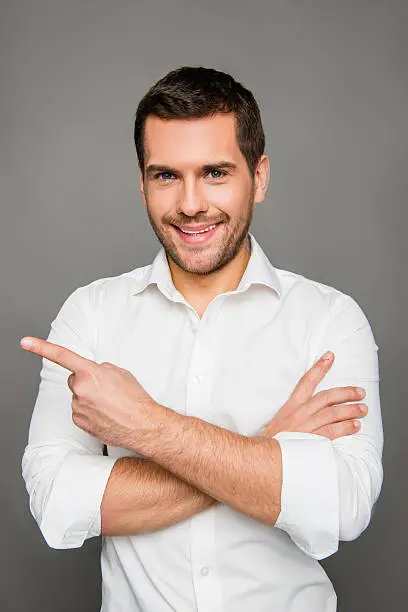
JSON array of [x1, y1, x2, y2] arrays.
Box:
[[259, 351, 368, 440], [20, 336, 157, 450]]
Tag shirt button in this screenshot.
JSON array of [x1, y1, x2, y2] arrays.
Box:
[[200, 566, 210, 576], [193, 374, 202, 383]]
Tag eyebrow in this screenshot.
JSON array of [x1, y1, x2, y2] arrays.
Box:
[[145, 161, 238, 177]]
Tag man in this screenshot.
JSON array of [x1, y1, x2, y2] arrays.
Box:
[[21, 66, 383, 611]]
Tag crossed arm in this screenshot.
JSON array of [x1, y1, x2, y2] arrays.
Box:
[[100, 416, 281, 537], [21, 286, 383, 559], [100, 455, 219, 536]]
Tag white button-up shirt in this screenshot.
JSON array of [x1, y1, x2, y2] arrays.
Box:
[[22, 232, 383, 612]]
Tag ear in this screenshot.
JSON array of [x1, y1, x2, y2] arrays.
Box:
[[139, 166, 147, 207], [253, 155, 270, 205]]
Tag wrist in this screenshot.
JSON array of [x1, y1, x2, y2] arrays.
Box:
[[130, 401, 180, 456]]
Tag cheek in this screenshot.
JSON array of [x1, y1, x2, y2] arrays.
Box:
[[149, 187, 178, 213], [203, 183, 236, 206]]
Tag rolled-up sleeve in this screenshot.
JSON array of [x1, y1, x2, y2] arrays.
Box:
[[21, 284, 117, 549], [273, 293, 383, 560]]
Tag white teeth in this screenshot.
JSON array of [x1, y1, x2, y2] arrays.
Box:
[[180, 223, 218, 235]]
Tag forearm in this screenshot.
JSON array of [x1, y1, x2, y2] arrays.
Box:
[[135, 405, 282, 525], [100, 456, 218, 536]]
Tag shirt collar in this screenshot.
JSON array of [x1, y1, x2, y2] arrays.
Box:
[[130, 231, 282, 301]]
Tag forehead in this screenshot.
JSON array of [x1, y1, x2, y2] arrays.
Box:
[[143, 113, 244, 167]]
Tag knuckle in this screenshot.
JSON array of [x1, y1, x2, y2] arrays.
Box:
[[347, 420, 359, 435], [351, 403, 366, 416], [340, 403, 358, 419], [333, 419, 359, 439], [328, 402, 339, 418], [346, 404, 359, 418], [81, 368, 94, 382], [339, 419, 358, 437], [347, 385, 360, 399], [319, 389, 331, 404], [335, 387, 357, 403]]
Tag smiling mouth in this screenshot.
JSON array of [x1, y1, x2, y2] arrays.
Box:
[[173, 222, 222, 234], [171, 222, 223, 244]]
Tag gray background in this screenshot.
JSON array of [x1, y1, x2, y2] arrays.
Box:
[[1, 1, 406, 610]]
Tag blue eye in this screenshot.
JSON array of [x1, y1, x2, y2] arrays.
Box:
[[208, 169, 226, 179], [155, 172, 174, 181]]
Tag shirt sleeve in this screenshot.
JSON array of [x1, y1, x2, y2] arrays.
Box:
[[273, 292, 383, 560], [21, 284, 117, 549]]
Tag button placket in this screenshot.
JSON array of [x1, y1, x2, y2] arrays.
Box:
[[185, 304, 224, 611], [190, 510, 223, 611], [185, 324, 212, 417]]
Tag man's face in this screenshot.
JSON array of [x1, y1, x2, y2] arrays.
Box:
[[140, 112, 266, 276]]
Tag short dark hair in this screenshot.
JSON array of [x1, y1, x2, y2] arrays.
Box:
[[134, 66, 265, 178]]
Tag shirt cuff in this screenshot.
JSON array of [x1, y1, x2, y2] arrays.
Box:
[[273, 431, 339, 560], [39, 452, 117, 549]]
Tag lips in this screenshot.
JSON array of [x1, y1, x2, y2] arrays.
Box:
[[172, 222, 223, 244]]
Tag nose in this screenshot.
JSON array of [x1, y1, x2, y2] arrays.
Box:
[[177, 176, 208, 217]]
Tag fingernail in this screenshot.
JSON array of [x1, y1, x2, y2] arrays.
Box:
[[353, 420, 361, 429], [322, 351, 333, 360], [20, 337, 33, 348], [357, 387, 365, 397]]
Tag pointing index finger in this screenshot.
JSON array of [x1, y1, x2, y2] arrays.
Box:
[[20, 336, 96, 372]]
